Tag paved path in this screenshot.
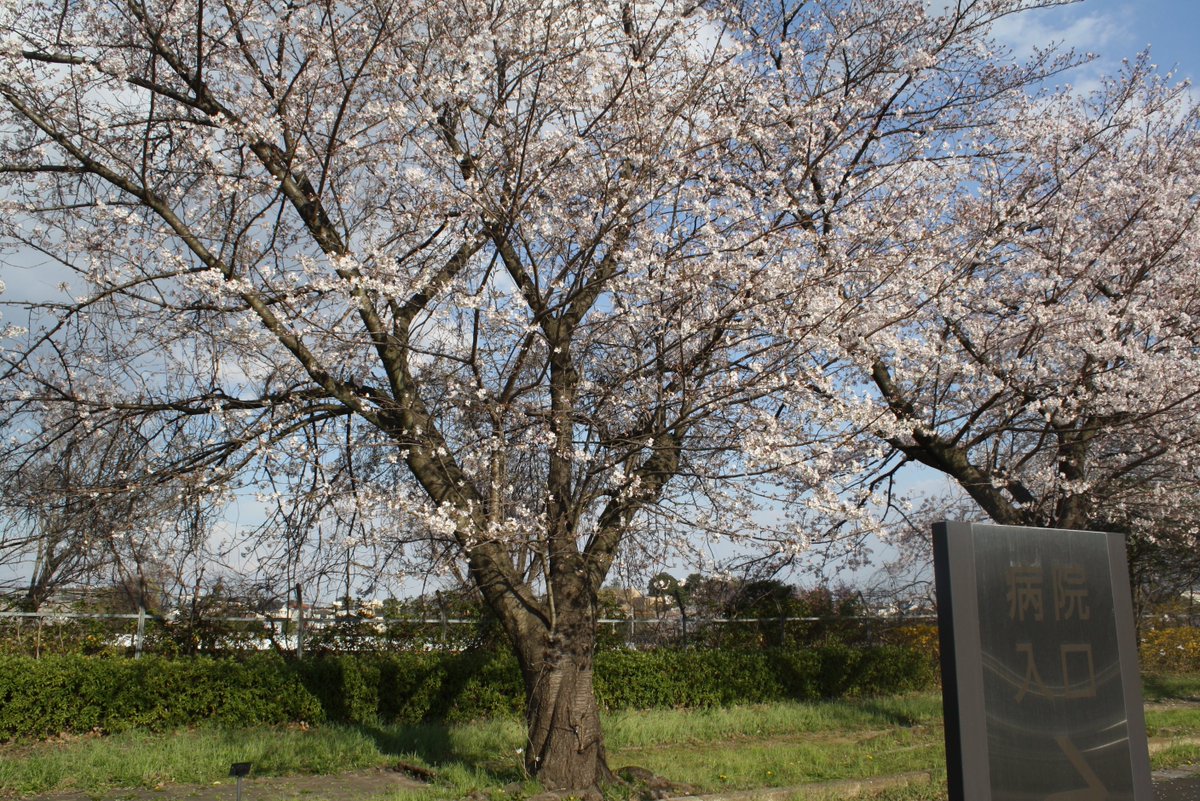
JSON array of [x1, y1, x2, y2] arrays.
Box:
[[766, 766, 1200, 800], [670, 767, 1200, 800], [1155, 771, 1200, 801]]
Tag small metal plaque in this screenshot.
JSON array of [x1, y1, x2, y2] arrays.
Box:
[[933, 522, 1152, 801], [229, 762, 252, 778]]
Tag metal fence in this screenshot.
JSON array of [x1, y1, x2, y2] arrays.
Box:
[[0, 608, 940, 658]]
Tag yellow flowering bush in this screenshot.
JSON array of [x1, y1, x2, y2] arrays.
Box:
[[886, 624, 940, 666], [1141, 627, 1200, 673]]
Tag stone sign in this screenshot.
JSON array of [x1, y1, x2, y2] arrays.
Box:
[[933, 521, 1153, 801]]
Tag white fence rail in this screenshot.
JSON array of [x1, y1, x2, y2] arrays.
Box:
[[0, 608, 939, 658]]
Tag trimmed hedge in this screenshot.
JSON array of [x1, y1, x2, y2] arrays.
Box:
[[292, 651, 526, 725], [0, 644, 934, 740], [596, 645, 933, 708], [0, 654, 324, 739]]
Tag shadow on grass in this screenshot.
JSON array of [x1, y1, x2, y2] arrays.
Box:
[[855, 698, 934, 728], [354, 722, 524, 784], [1144, 674, 1200, 703], [359, 722, 456, 763]]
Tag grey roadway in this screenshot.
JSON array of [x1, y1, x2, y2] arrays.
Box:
[[1155, 771, 1200, 801]]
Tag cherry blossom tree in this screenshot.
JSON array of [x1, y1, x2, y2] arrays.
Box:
[[0, 405, 226, 612], [0, 0, 1150, 790], [0, 417, 133, 611], [828, 56, 1200, 541]]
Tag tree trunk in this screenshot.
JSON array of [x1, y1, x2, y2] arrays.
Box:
[[523, 654, 611, 791], [518, 624, 613, 791]]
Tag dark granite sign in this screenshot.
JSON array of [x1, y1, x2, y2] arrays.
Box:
[[933, 522, 1152, 801]]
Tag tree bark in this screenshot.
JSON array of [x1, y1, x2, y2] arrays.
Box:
[[503, 573, 614, 794], [520, 631, 613, 791]]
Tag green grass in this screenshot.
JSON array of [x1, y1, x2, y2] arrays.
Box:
[[604, 696, 945, 792], [360, 717, 528, 783], [1144, 673, 1200, 703], [614, 727, 941, 790], [1152, 742, 1200, 772], [0, 726, 389, 797], [1143, 672, 1200, 763], [2, 685, 1199, 800], [604, 695, 944, 749], [0, 696, 949, 799], [1146, 707, 1200, 738]]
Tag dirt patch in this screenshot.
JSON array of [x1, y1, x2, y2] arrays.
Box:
[[1147, 701, 1200, 710], [21, 766, 427, 801], [1150, 735, 1200, 753]]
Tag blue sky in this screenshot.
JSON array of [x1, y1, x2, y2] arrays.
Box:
[[1000, 0, 1200, 85], [1095, 0, 1200, 81]]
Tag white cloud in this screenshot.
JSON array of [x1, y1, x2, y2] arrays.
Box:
[[986, 4, 1131, 97], [990, 8, 1122, 61]]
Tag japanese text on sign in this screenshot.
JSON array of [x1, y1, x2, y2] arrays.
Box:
[[1005, 562, 1096, 703]]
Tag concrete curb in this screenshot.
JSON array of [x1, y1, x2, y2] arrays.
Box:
[[659, 744, 1200, 801], [664, 770, 933, 801]]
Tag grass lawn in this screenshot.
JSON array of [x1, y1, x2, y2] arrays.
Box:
[[2, 675, 1198, 800], [0, 726, 391, 797], [1144, 673, 1200, 703]]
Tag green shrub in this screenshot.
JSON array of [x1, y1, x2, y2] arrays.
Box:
[[376, 652, 449, 724], [0, 654, 323, 740], [442, 649, 524, 722], [592, 645, 931, 710], [290, 650, 526, 726], [0, 643, 934, 740], [766, 649, 821, 701], [291, 655, 382, 726], [856, 646, 936, 694], [0, 617, 128, 657]]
